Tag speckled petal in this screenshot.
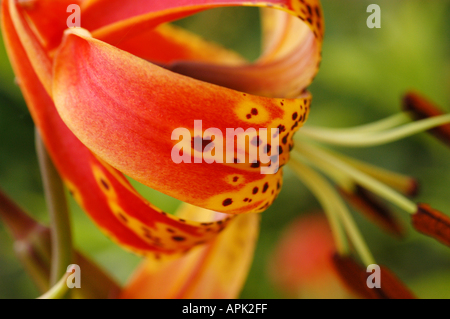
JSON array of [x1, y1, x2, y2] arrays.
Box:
[[1, 0, 232, 256], [52, 31, 311, 214], [120, 205, 259, 299]]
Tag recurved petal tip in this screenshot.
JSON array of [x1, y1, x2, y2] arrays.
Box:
[[412, 204, 450, 248], [402, 92, 450, 147]]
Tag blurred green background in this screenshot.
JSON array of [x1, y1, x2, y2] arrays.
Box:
[[1, 0, 450, 298]]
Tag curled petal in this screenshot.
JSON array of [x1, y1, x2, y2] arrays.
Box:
[[52, 31, 311, 214], [83, 0, 323, 98], [17, 0, 83, 52], [1, 1, 232, 255], [120, 205, 260, 299], [6, 0, 53, 95], [104, 23, 247, 65]]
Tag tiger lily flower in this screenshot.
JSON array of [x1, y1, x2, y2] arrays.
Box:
[[3, 0, 450, 300], [1, 0, 323, 259]]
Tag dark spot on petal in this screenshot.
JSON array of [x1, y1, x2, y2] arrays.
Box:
[[233, 176, 239, 182], [118, 213, 128, 223], [172, 236, 186, 242], [263, 183, 269, 193], [292, 112, 298, 120], [253, 187, 259, 194], [100, 179, 109, 190], [223, 198, 233, 206], [251, 108, 258, 115], [251, 136, 261, 147], [251, 161, 261, 168]]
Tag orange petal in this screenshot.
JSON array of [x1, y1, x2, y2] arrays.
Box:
[[1, 1, 230, 255], [52, 31, 311, 214], [6, 0, 53, 95], [170, 6, 322, 97], [102, 23, 247, 65], [17, 0, 84, 52], [120, 205, 259, 299], [83, 0, 323, 98]]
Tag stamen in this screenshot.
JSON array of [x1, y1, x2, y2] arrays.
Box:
[[317, 147, 418, 196], [412, 204, 450, 248], [339, 185, 405, 238], [297, 114, 450, 147], [331, 254, 379, 299], [294, 143, 417, 214], [288, 160, 348, 255], [304, 112, 411, 134], [332, 254, 416, 299], [289, 159, 376, 266], [403, 92, 450, 147]]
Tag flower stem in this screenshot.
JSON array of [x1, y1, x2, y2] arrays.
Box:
[[35, 129, 73, 286], [299, 113, 450, 147]]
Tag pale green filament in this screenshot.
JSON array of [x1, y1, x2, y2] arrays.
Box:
[[37, 273, 69, 299], [294, 143, 417, 214], [306, 112, 411, 134], [316, 147, 416, 195], [289, 159, 376, 266], [298, 113, 450, 147]]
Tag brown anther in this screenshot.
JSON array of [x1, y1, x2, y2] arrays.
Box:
[[402, 92, 450, 147], [332, 253, 416, 299], [412, 204, 450, 248], [339, 185, 405, 238], [332, 253, 378, 299]]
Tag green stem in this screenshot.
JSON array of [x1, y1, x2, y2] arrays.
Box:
[[35, 129, 73, 286]]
